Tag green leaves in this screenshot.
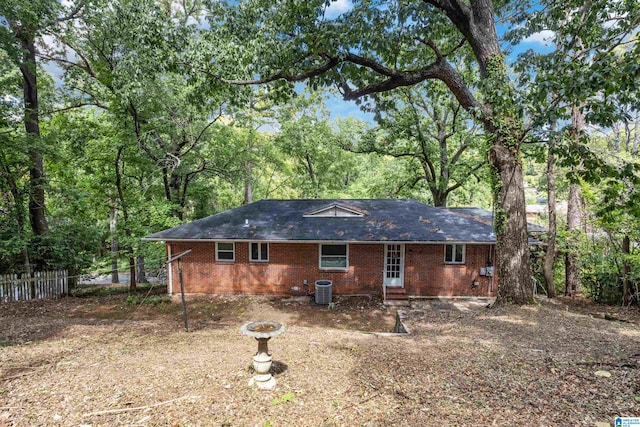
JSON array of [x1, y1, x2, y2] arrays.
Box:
[[510, 0, 640, 128], [361, 81, 487, 206], [271, 391, 295, 405]]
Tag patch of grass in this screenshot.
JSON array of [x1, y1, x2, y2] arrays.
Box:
[[272, 392, 295, 406], [72, 282, 159, 298], [126, 294, 171, 306]]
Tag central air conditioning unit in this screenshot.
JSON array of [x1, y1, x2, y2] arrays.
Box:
[[315, 280, 333, 305]]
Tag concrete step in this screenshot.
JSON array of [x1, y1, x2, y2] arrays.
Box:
[[384, 299, 411, 307], [384, 287, 409, 305], [385, 288, 407, 299]]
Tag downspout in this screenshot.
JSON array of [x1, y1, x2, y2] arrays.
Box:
[[490, 244, 495, 293], [383, 281, 386, 303], [167, 243, 173, 295]]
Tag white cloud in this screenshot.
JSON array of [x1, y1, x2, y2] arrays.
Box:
[[324, 0, 353, 20], [522, 30, 556, 46]]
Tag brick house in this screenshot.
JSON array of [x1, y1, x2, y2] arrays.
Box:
[[144, 199, 513, 302]]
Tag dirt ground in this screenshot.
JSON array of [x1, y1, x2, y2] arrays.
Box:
[[1, 286, 639, 426]]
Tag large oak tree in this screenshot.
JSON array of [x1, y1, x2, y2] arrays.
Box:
[[206, 0, 534, 304], [204, 0, 639, 304]]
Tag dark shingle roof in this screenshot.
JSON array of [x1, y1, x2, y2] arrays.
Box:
[[143, 199, 519, 243]]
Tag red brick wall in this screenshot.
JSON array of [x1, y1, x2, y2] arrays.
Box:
[[167, 242, 496, 297], [404, 244, 496, 297]]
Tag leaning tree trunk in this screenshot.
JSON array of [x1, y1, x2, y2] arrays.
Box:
[[490, 144, 534, 305], [544, 131, 557, 298], [19, 34, 49, 237]]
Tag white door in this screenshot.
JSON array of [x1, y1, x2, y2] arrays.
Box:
[[384, 244, 404, 287]]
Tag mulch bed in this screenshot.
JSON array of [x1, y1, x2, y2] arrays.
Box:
[[0, 290, 638, 426]]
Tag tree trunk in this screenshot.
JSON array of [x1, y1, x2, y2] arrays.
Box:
[[244, 129, 254, 205], [0, 152, 31, 274], [447, 1, 532, 305], [243, 166, 253, 205], [115, 145, 136, 292], [622, 235, 631, 306], [129, 256, 137, 292], [565, 106, 584, 296], [490, 144, 533, 304], [633, 121, 639, 155], [169, 172, 184, 220], [162, 167, 171, 202], [110, 206, 119, 284], [437, 127, 449, 207], [304, 152, 318, 199], [136, 255, 147, 283], [565, 182, 582, 296], [431, 189, 447, 207], [20, 34, 49, 237], [544, 131, 557, 298]]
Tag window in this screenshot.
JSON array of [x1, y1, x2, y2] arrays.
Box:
[[445, 244, 465, 264], [250, 242, 269, 262], [320, 244, 348, 269], [216, 242, 235, 261]]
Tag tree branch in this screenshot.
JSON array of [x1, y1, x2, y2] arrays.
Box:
[[405, 93, 437, 182], [44, 102, 107, 114], [203, 53, 340, 85], [445, 162, 485, 195], [57, 1, 86, 23]]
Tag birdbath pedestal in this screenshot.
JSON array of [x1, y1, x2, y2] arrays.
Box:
[[241, 321, 285, 390]]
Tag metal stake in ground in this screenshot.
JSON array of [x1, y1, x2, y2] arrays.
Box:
[[165, 249, 192, 331]]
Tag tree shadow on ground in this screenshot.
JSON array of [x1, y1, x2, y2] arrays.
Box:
[[337, 297, 640, 426]]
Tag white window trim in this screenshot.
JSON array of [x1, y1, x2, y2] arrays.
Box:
[[444, 243, 465, 264], [249, 242, 269, 262], [319, 243, 349, 271], [215, 242, 235, 262]]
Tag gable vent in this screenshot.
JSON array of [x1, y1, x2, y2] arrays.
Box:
[[303, 204, 366, 218]]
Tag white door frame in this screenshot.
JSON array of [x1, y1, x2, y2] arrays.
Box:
[[383, 244, 404, 287]]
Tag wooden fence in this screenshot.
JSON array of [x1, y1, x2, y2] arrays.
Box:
[[0, 270, 68, 302]]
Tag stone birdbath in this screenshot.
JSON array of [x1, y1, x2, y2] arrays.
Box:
[[240, 320, 285, 389]]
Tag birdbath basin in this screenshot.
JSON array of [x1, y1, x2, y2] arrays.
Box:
[[241, 321, 285, 389]]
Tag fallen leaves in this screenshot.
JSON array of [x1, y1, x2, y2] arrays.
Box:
[[0, 294, 638, 426]]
